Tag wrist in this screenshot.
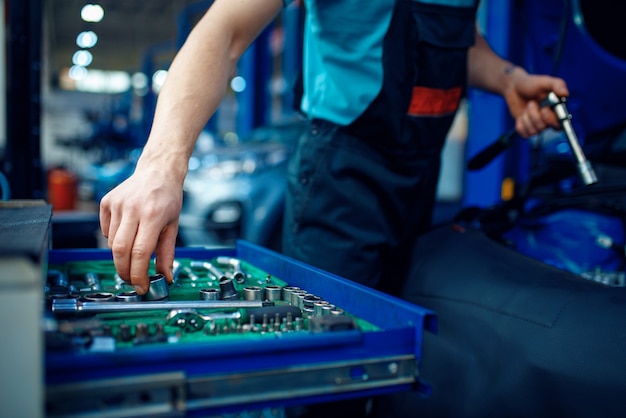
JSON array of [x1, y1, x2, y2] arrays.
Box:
[[502, 62, 527, 95], [504, 63, 517, 75], [136, 148, 189, 184]]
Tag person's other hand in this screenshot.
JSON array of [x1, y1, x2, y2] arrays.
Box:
[[504, 68, 569, 138], [99, 167, 182, 295]]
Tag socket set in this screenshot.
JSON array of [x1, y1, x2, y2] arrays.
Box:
[[45, 255, 376, 349], [45, 241, 436, 417]]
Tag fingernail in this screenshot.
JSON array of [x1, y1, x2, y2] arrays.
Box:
[[135, 285, 145, 295]]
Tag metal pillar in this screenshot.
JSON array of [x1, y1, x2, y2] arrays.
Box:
[[236, 27, 273, 138], [281, 4, 305, 115], [4, 0, 44, 200]]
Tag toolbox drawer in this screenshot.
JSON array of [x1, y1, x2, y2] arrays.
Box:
[[44, 240, 436, 417]]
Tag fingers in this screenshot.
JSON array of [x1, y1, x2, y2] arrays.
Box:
[[154, 224, 179, 284], [127, 221, 162, 295], [101, 191, 132, 282], [517, 76, 569, 137], [104, 194, 159, 295], [527, 74, 569, 99], [99, 196, 111, 238], [109, 216, 147, 293], [516, 100, 547, 138], [550, 78, 569, 99]]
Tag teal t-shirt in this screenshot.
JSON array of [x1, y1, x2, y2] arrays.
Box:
[[286, 0, 478, 125]]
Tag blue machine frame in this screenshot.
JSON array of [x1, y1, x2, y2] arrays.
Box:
[[45, 241, 436, 416]]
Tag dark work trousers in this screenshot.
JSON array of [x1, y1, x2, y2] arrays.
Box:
[[282, 119, 443, 295]]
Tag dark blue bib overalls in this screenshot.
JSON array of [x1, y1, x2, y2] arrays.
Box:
[[283, 0, 479, 297]]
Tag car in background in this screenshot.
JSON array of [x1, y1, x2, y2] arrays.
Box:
[[177, 120, 307, 251]]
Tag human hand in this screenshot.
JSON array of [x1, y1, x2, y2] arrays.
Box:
[[503, 67, 570, 138], [99, 166, 183, 295]]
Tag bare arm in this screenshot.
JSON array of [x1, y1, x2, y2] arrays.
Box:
[[467, 28, 569, 137], [100, 0, 284, 294]]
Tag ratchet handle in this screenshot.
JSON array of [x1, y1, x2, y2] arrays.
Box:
[[467, 129, 517, 171]]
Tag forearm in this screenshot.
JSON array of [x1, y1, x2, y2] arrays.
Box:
[[136, 0, 284, 183], [137, 32, 235, 184], [467, 28, 525, 96]]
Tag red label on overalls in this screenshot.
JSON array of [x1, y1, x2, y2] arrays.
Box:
[[408, 86, 462, 116]]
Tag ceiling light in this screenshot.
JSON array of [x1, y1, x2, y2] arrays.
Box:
[[76, 31, 98, 49], [81, 4, 104, 23], [72, 50, 93, 67], [131, 72, 148, 90], [230, 76, 246, 93], [152, 70, 168, 94], [68, 65, 88, 80]]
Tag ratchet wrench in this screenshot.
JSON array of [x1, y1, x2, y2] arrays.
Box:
[[468, 92, 598, 186], [541, 92, 597, 186], [51, 298, 273, 315]]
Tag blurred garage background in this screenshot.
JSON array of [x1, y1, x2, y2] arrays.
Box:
[[1, 0, 625, 268]]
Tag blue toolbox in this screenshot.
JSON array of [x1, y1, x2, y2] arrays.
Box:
[[44, 241, 436, 417]]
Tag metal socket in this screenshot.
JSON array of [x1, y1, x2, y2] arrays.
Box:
[[115, 291, 141, 302], [264, 285, 283, 301], [302, 294, 322, 309], [219, 277, 239, 300], [47, 270, 69, 288], [83, 292, 115, 302], [243, 286, 265, 301], [295, 292, 316, 309], [313, 301, 331, 316], [144, 273, 169, 301], [282, 286, 301, 303], [289, 289, 308, 306], [199, 288, 221, 300]]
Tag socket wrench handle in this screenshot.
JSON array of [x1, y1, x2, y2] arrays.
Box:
[[52, 299, 273, 315], [467, 128, 517, 171], [541, 92, 598, 186]]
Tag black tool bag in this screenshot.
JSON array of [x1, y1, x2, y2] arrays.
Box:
[[376, 224, 626, 418]]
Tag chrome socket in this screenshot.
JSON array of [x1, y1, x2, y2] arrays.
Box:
[[264, 285, 283, 301], [243, 286, 265, 301], [219, 277, 239, 300], [282, 286, 301, 303], [313, 301, 332, 316], [115, 291, 141, 302], [199, 288, 221, 300], [144, 273, 169, 301], [83, 292, 115, 302], [289, 289, 307, 306], [302, 294, 322, 309]]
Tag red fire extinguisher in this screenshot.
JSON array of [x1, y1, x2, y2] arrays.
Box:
[[47, 167, 78, 211]]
